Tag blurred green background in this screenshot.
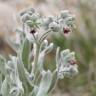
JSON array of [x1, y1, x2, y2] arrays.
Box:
[[0, 0, 96, 96]]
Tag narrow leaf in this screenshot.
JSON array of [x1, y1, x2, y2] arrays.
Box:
[[36, 70, 52, 96], [22, 39, 31, 70], [48, 70, 58, 93], [0, 56, 6, 76], [1, 78, 10, 96]]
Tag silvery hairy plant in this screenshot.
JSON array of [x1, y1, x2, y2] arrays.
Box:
[[0, 8, 78, 96]]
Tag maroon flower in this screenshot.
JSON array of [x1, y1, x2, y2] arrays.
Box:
[[63, 27, 71, 34], [68, 60, 77, 65], [30, 29, 36, 34]]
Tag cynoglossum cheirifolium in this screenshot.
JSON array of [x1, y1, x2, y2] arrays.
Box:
[[0, 7, 78, 96]]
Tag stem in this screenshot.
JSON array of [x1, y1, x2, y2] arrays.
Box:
[[48, 70, 58, 94], [39, 30, 52, 42], [23, 23, 25, 33], [32, 43, 41, 86], [21, 23, 26, 45], [33, 43, 40, 75], [32, 30, 52, 85], [32, 33, 39, 45], [32, 34, 37, 41]]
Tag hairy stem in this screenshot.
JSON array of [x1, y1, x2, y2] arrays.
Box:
[[39, 30, 52, 42]]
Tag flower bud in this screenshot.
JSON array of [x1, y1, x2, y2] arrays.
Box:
[[31, 13, 40, 21], [27, 8, 35, 15], [57, 49, 78, 79], [65, 16, 75, 26], [49, 22, 60, 32], [42, 16, 53, 30], [60, 10, 69, 18], [21, 13, 30, 22]]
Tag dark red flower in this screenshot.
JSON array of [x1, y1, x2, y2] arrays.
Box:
[[68, 60, 77, 65], [63, 27, 71, 34], [30, 29, 36, 34]]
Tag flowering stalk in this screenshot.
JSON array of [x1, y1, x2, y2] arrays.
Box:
[[0, 8, 78, 96]]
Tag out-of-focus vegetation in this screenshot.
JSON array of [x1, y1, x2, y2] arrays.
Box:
[[0, 0, 96, 96]]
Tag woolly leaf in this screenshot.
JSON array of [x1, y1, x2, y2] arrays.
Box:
[[1, 78, 10, 96], [22, 39, 31, 70], [36, 70, 52, 96], [37, 52, 45, 71], [48, 70, 57, 93], [0, 56, 6, 76], [17, 57, 28, 84]]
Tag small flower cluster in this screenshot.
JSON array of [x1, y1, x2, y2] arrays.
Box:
[[56, 48, 78, 79], [42, 10, 75, 33], [20, 8, 41, 28], [19, 8, 75, 44], [0, 8, 78, 96]]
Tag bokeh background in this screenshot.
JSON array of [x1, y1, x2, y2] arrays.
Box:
[[0, 0, 96, 96]]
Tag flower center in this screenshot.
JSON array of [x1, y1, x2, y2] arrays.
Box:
[[63, 27, 71, 34], [30, 29, 36, 34]]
